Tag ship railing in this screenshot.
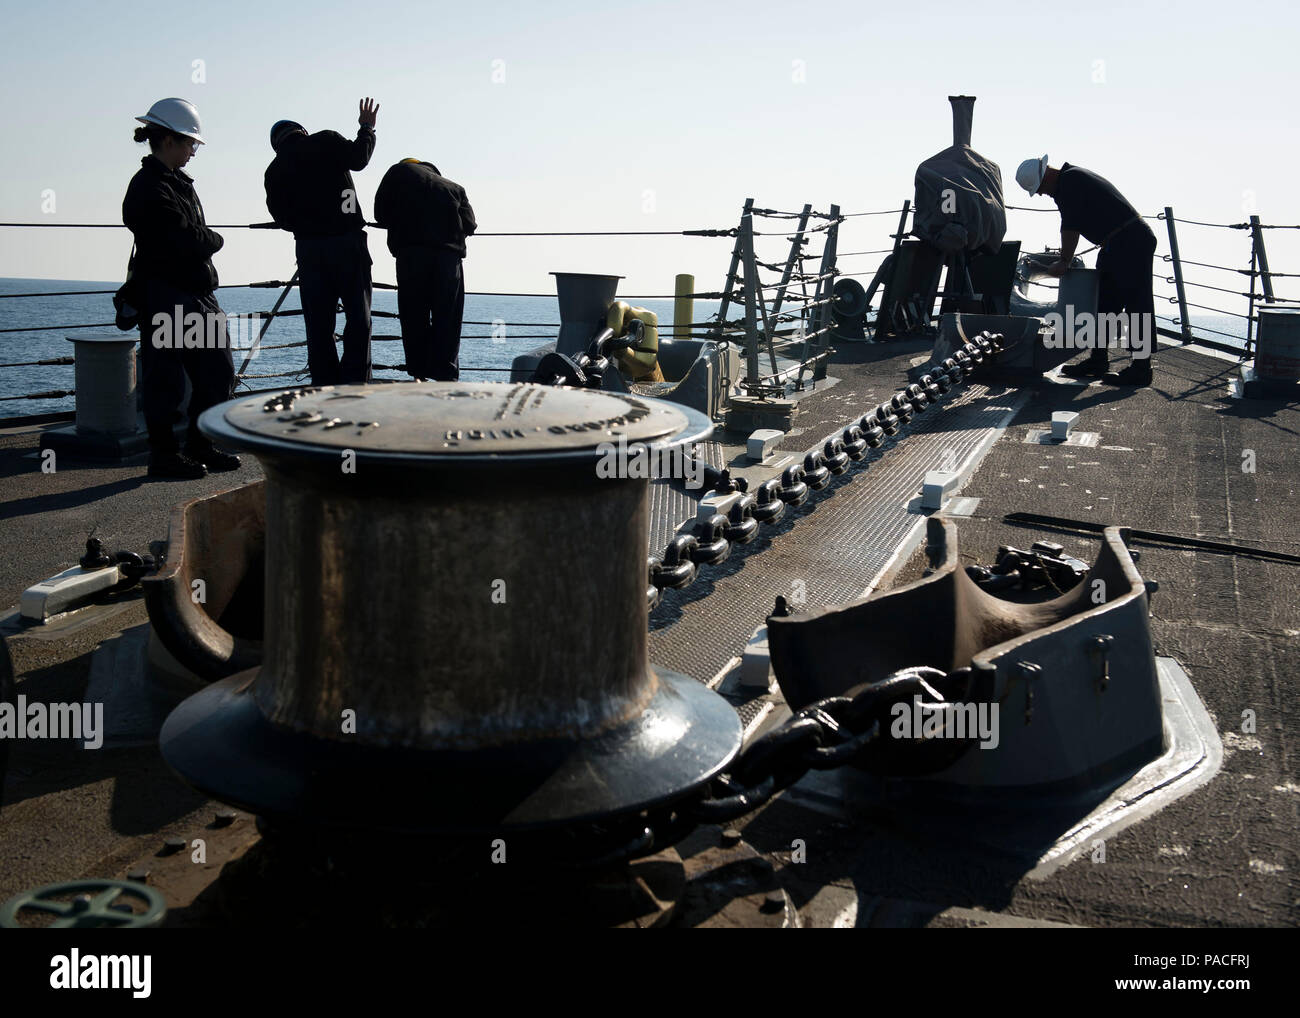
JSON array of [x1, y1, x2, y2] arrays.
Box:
[[2, 204, 1297, 409], [0, 202, 845, 408], [701, 198, 847, 396], [988, 206, 1298, 358]]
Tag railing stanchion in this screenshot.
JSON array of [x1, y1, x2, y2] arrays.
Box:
[[875, 200, 910, 340], [1250, 215, 1275, 304], [1246, 222, 1260, 357], [1164, 207, 1192, 344], [710, 197, 752, 348], [238, 271, 299, 377], [808, 203, 840, 382], [739, 211, 762, 388]]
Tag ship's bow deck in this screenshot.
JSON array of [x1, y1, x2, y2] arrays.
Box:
[[1, 340, 1296, 926]]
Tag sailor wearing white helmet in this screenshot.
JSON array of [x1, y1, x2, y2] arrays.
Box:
[[123, 98, 240, 478], [1017, 155, 1157, 387]]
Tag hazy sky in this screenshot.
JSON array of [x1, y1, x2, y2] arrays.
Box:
[[1, 0, 1296, 316]]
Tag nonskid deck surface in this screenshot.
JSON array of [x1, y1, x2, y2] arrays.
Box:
[[0, 343, 1296, 925], [733, 344, 1299, 927], [649, 343, 1022, 686]]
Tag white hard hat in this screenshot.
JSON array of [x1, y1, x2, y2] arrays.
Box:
[[1015, 154, 1048, 194], [135, 98, 204, 145]]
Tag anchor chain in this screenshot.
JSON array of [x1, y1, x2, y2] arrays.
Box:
[[646, 332, 1004, 611], [681, 665, 957, 824], [965, 539, 1089, 595], [576, 663, 970, 865]]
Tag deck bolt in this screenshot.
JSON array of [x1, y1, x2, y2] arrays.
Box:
[[214, 810, 237, 827], [721, 828, 742, 847], [126, 868, 150, 883], [761, 890, 785, 913], [162, 837, 187, 855]]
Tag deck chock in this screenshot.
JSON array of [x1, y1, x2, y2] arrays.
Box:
[[159, 383, 739, 857], [747, 428, 783, 463], [767, 516, 1166, 799], [920, 470, 959, 510], [1050, 411, 1078, 441], [695, 487, 744, 524]]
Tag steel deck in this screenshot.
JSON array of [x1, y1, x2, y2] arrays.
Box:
[[1, 340, 1297, 926]]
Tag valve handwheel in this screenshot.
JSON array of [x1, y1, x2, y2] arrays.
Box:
[[0, 879, 166, 928]]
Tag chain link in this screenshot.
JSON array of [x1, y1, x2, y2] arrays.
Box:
[[679, 665, 956, 826], [645, 332, 1005, 611], [533, 333, 1006, 865]]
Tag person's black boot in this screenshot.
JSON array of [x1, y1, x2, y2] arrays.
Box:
[[185, 437, 242, 472], [147, 419, 206, 479], [1059, 351, 1109, 379], [1102, 359, 1154, 387], [149, 450, 207, 480]]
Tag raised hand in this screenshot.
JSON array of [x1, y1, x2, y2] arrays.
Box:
[[358, 97, 379, 129]]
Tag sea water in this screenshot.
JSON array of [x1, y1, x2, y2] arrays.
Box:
[[0, 277, 720, 417], [0, 276, 1249, 418]]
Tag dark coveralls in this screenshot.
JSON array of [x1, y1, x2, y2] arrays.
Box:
[[264, 127, 376, 385], [122, 155, 235, 453], [1053, 162, 1157, 359], [373, 162, 476, 381]]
